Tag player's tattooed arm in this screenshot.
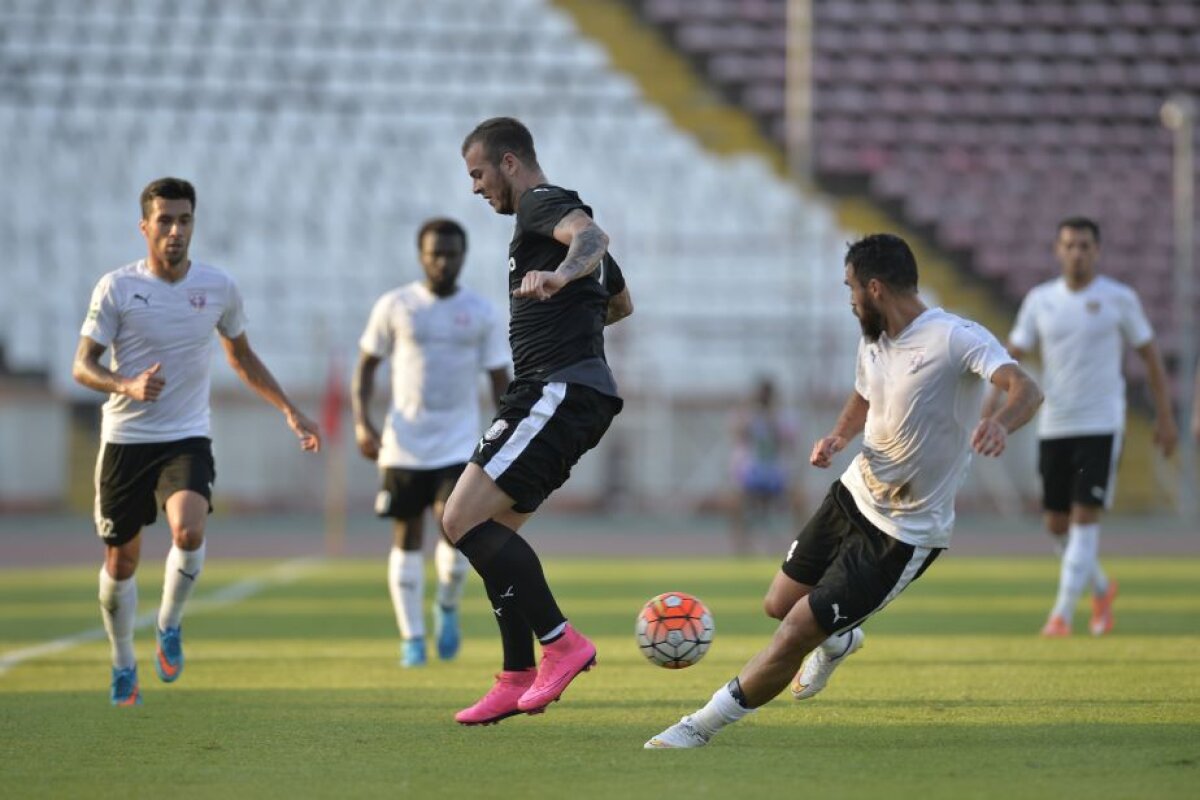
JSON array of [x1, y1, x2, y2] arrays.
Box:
[[221, 332, 321, 452], [72, 336, 165, 401], [553, 209, 610, 282], [514, 210, 611, 301], [605, 286, 633, 326]]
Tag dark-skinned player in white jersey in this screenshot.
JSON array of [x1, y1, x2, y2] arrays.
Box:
[[445, 117, 633, 725]]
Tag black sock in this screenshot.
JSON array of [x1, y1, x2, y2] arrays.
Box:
[[483, 577, 536, 671], [457, 520, 566, 639]]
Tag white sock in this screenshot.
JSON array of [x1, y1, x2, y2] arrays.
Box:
[[1092, 558, 1110, 597], [539, 621, 568, 643], [434, 538, 468, 610], [388, 548, 425, 639], [158, 541, 206, 631], [819, 629, 854, 658], [98, 568, 137, 669], [690, 683, 755, 736], [1051, 523, 1099, 623]]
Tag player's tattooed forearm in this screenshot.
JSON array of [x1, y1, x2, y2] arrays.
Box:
[[556, 226, 608, 281]]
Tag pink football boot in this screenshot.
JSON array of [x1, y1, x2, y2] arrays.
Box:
[[517, 624, 597, 713], [455, 670, 536, 726]]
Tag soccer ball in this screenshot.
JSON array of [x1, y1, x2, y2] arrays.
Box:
[[635, 592, 714, 669]]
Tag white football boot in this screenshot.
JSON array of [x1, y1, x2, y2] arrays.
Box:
[[644, 715, 712, 749], [791, 627, 865, 700]]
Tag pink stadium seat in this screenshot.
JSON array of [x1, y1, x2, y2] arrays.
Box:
[[632, 0, 1200, 363]]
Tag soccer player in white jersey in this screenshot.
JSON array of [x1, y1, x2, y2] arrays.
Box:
[[646, 233, 1042, 748], [73, 178, 321, 706], [994, 217, 1176, 637], [353, 218, 509, 668]]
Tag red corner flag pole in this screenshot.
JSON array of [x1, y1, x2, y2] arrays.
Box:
[[322, 353, 347, 556]]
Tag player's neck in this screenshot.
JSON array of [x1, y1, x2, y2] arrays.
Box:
[[425, 281, 459, 298], [883, 296, 928, 339], [511, 169, 550, 203], [146, 256, 191, 284], [1063, 272, 1096, 291]]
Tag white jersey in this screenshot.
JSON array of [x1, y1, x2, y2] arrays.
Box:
[[80, 260, 247, 444], [840, 308, 1015, 549], [359, 282, 509, 469], [1009, 276, 1153, 438]]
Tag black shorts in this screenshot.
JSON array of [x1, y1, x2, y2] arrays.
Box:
[[781, 481, 942, 635], [471, 380, 622, 514], [374, 463, 466, 519], [94, 437, 215, 546], [1038, 434, 1119, 513]]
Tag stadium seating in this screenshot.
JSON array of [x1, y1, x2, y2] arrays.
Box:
[[635, 0, 1200, 367], [0, 0, 855, 402]]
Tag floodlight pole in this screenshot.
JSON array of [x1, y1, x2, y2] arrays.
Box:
[[784, 0, 814, 185], [1162, 96, 1196, 517]]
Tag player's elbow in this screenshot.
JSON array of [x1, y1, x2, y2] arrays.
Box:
[[70, 359, 87, 387]]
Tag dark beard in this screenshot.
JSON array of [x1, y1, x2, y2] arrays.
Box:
[[858, 303, 884, 342]]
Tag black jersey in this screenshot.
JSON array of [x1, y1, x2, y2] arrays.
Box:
[[508, 184, 625, 396]]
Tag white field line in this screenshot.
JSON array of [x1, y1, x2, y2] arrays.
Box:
[[0, 557, 322, 677]]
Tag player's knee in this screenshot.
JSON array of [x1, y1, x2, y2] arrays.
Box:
[[441, 504, 471, 544], [1044, 514, 1069, 536], [763, 595, 791, 621], [170, 523, 205, 550]]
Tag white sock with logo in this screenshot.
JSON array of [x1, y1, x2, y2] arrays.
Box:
[[434, 538, 468, 610], [690, 682, 755, 736], [389, 548, 425, 639], [98, 568, 137, 669], [158, 541, 205, 630], [1051, 523, 1099, 623]]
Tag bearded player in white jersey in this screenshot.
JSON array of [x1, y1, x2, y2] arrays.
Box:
[[646, 233, 1042, 748], [353, 218, 509, 668], [73, 177, 321, 706], [993, 217, 1176, 637]]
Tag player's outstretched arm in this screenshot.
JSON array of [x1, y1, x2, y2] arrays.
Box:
[[72, 336, 165, 401], [220, 333, 320, 452], [514, 210, 610, 300], [972, 364, 1042, 457], [351, 351, 382, 461], [605, 286, 633, 326], [811, 391, 868, 468], [1135, 341, 1179, 457]]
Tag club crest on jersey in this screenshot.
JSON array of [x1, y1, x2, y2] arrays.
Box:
[[188, 289, 207, 311], [908, 351, 926, 373], [1086, 300, 1101, 314], [482, 419, 509, 443], [455, 311, 471, 327]]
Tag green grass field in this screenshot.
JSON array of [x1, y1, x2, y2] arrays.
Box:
[[1, 556, 1198, 799]]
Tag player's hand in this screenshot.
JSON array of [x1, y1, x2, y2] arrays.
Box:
[[513, 270, 567, 301], [123, 362, 165, 402], [286, 409, 321, 453], [1154, 415, 1179, 458], [355, 422, 381, 462], [810, 435, 847, 468], [971, 418, 1008, 457]]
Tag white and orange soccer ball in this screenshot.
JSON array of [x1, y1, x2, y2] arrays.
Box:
[[635, 592, 714, 669]]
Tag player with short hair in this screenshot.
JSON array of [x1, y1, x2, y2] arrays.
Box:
[[646, 233, 1042, 748], [73, 177, 321, 706], [353, 217, 509, 668], [995, 217, 1176, 637], [447, 116, 633, 725]]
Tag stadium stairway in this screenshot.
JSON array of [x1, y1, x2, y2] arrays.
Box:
[[552, 0, 1167, 511]]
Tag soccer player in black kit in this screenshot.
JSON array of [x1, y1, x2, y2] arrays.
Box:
[[444, 117, 633, 725]]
